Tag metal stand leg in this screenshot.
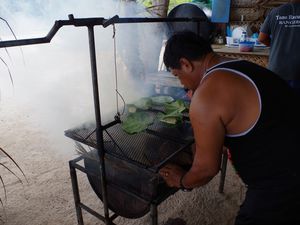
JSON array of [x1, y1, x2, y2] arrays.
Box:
[[150, 204, 158, 225], [87, 25, 111, 225], [69, 162, 84, 225], [219, 150, 228, 193]]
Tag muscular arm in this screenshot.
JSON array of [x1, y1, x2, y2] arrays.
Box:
[[258, 31, 271, 46], [179, 75, 229, 188], [181, 69, 261, 188], [159, 69, 259, 189], [159, 78, 226, 188]]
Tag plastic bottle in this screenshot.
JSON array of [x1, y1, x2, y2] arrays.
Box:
[[240, 31, 247, 43], [226, 25, 232, 37]]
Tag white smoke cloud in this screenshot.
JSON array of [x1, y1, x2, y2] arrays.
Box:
[[0, 0, 168, 155]]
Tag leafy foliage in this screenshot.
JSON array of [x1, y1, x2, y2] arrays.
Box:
[[157, 99, 188, 125], [164, 99, 186, 114], [0, 16, 23, 87], [0, 147, 26, 218], [122, 111, 154, 134], [133, 97, 153, 110], [138, 0, 212, 13], [0, 17, 26, 217]]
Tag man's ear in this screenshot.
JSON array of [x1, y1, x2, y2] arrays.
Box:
[[179, 58, 193, 73]]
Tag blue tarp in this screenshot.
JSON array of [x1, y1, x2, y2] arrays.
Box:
[[211, 0, 231, 23]]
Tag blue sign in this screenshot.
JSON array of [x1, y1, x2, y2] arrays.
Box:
[[211, 0, 231, 23]]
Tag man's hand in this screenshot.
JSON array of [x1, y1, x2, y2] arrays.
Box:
[[159, 163, 186, 188], [258, 32, 271, 46]]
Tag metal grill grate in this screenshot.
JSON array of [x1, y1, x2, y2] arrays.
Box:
[[65, 119, 193, 170]]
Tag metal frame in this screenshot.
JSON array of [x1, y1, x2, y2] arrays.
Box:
[[69, 155, 179, 225], [0, 14, 227, 225], [68, 150, 227, 225]]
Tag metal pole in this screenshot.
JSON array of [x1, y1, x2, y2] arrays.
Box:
[[0, 16, 207, 48], [150, 204, 158, 225], [69, 161, 84, 225], [87, 25, 110, 225], [219, 150, 228, 193]]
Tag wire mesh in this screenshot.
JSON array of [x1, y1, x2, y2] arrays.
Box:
[[65, 119, 194, 169]]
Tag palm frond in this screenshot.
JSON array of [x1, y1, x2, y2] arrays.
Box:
[[0, 57, 14, 87], [0, 195, 6, 222], [0, 162, 23, 185], [75, 142, 98, 162], [0, 17, 17, 40], [0, 37, 12, 63], [0, 17, 25, 65], [0, 147, 27, 183], [0, 147, 24, 220], [0, 176, 7, 202], [75, 142, 89, 155]]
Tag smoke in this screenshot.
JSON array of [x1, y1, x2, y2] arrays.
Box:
[[0, 0, 168, 155]]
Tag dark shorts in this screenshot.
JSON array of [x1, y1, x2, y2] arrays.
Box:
[[235, 184, 300, 225], [287, 80, 300, 96]]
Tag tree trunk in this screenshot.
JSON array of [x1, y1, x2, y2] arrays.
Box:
[[152, 0, 170, 17]]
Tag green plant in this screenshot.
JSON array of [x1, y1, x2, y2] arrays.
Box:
[[138, 0, 211, 16], [0, 17, 26, 222], [0, 147, 26, 223], [0, 147, 27, 200], [0, 16, 24, 87]]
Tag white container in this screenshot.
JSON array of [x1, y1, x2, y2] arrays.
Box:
[[226, 36, 239, 46], [232, 26, 252, 40], [240, 31, 247, 42]]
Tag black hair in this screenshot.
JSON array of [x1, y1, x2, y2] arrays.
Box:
[[163, 31, 213, 70]]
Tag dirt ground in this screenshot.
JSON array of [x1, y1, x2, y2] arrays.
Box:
[[0, 99, 245, 225]]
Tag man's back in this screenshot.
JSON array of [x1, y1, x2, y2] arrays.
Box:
[[260, 3, 300, 81], [206, 60, 300, 188]]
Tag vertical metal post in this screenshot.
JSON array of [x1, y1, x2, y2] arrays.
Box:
[[69, 162, 84, 225], [219, 150, 228, 193], [150, 204, 158, 225], [87, 25, 111, 225]]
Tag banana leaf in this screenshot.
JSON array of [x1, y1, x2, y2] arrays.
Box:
[[122, 111, 154, 134], [164, 99, 187, 114], [150, 95, 174, 106], [157, 111, 183, 125], [133, 97, 152, 110]]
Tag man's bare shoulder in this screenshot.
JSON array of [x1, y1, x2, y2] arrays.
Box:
[[190, 69, 243, 125], [202, 68, 239, 85], [196, 69, 239, 103]]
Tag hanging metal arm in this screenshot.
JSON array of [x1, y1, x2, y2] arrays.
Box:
[[103, 15, 206, 27], [0, 14, 206, 48], [0, 15, 105, 48]]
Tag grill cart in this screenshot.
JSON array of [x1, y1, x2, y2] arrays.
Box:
[[0, 13, 228, 225]]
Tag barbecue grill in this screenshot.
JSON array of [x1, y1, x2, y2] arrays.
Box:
[[66, 113, 194, 219], [0, 10, 228, 225]]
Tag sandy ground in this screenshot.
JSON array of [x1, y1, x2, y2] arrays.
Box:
[[0, 99, 245, 225]]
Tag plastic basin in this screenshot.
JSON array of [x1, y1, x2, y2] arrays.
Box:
[[239, 41, 255, 52]]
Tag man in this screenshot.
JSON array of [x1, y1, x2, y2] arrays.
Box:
[[258, 0, 300, 94], [159, 31, 300, 225]]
